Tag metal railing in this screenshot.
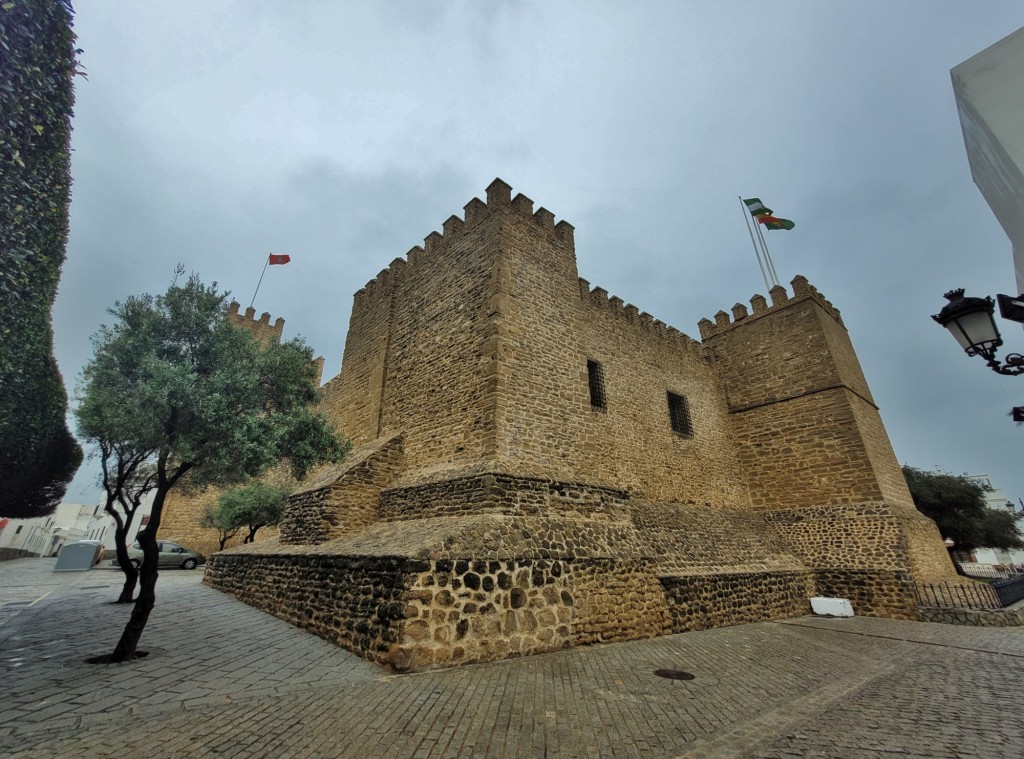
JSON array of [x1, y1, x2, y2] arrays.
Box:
[[915, 581, 1000, 610], [992, 575, 1024, 607], [957, 562, 1023, 580]]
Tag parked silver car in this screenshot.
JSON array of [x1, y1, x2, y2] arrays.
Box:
[[126, 540, 204, 570]]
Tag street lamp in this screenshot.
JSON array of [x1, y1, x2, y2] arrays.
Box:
[[932, 289, 1024, 376]]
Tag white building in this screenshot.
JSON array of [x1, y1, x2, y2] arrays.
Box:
[[0, 497, 154, 558], [952, 26, 1024, 295], [964, 474, 1024, 567]]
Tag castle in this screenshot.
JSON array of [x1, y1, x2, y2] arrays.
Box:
[[192, 179, 957, 671]]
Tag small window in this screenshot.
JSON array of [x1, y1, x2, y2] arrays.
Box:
[[587, 359, 607, 411], [667, 392, 692, 437], [15, 525, 23, 534]]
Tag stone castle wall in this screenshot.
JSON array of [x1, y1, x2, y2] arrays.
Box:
[[205, 469, 820, 671], [225, 301, 285, 346], [700, 285, 886, 509], [319, 200, 501, 480], [280, 434, 404, 545], [575, 282, 750, 505], [316, 179, 753, 506], [201, 179, 961, 671]]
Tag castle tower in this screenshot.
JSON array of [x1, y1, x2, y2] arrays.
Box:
[[698, 277, 958, 592], [205, 180, 961, 673], [226, 301, 286, 346]]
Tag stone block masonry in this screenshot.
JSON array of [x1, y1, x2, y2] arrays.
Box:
[[202, 179, 962, 671]]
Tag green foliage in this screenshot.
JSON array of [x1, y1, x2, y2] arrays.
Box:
[[199, 503, 240, 550], [214, 481, 290, 543], [76, 270, 349, 492], [0, 1, 82, 517], [902, 466, 1021, 551], [977, 509, 1024, 551], [76, 269, 349, 661]]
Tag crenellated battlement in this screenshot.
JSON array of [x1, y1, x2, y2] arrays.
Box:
[[697, 275, 844, 340], [577, 277, 703, 356], [195, 180, 957, 672], [353, 178, 575, 304], [227, 300, 285, 344]]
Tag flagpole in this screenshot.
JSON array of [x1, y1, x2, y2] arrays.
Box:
[[755, 219, 779, 286], [739, 197, 771, 291], [754, 216, 781, 287], [249, 254, 270, 309]]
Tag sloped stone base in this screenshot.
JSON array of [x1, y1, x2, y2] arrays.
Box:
[[205, 544, 671, 671], [661, 570, 816, 633], [813, 568, 921, 621], [204, 476, 941, 671]]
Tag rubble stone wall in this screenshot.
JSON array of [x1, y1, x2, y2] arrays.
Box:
[[660, 570, 815, 633], [919, 606, 1024, 626], [377, 473, 629, 522], [204, 552, 411, 667], [763, 504, 908, 571], [206, 549, 674, 671], [812, 568, 920, 620], [899, 511, 960, 581], [280, 434, 404, 544]]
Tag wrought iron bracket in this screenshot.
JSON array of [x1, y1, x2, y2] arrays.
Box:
[[984, 353, 1024, 376]]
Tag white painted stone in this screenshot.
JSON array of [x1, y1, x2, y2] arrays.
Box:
[[810, 597, 855, 617]]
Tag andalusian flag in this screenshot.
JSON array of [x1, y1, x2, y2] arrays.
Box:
[[743, 198, 772, 217], [757, 215, 795, 231]]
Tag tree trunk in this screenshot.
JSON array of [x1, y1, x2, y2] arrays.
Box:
[[102, 483, 139, 604], [114, 539, 139, 604], [108, 458, 189, 663], [109, 556, 157, 661], [219, 528, 239, 550], [109, 489, 162, 662], [109, 500, 140, 604]]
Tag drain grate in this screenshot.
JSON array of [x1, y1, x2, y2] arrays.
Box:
[[654, 668, 695, 681]]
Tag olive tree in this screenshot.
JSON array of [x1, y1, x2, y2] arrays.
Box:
[[76, 270, 348, 662], [98, 444, 156, 604], [199, 503, 241, 551], [209, 481, 289, 546]]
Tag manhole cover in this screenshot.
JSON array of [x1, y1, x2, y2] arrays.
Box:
[[654, 668, 695, 681]]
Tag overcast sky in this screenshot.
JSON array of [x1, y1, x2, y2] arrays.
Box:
[[57, 1, 1024, 508]]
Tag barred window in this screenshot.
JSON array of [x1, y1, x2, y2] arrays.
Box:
[[667, 391, 692, 437], [587, 359, 607, 411]]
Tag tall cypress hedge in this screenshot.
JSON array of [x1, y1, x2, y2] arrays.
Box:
[[0, 0, 83, 518]]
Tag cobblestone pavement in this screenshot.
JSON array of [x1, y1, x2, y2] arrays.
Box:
[[1, 558, 1022, 758]]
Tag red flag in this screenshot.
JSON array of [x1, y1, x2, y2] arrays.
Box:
[[268, 254, 291, 265], [756, 215, 795, 231]]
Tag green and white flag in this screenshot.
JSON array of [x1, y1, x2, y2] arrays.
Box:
[[743, 198, 772, 217]]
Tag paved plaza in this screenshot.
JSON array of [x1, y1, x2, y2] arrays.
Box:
[[0, 557, 1022, 758]]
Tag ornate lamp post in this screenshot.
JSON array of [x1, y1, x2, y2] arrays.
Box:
[[932, 290, 1024, 375], [934, 290, 1024, 422]]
